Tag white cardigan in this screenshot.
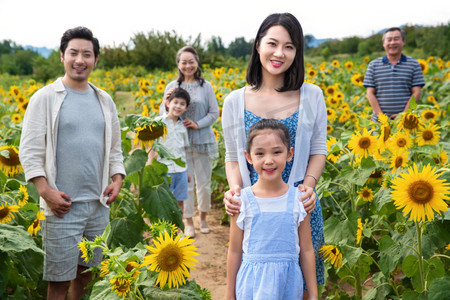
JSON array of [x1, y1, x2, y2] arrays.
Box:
[[19, 78, 126, 215], [222, 83, 327, 187]]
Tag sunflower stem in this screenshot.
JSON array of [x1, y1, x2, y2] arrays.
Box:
[[415, 221, 426, 292], [355, 260, 362, 299], [328, 192, 349, 220]]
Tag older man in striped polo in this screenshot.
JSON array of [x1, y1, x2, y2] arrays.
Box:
[[363, 27, 425, 122]]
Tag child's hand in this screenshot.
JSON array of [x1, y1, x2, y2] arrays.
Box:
[[297, 184, 316, 213], [224, 185, 242, 216], [164, 88, 175, 101], [187, 172, 191, 183]]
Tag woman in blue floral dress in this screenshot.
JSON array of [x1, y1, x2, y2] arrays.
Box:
[[222, 13, 327, 295]]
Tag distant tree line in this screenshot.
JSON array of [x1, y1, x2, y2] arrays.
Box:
[[306, 23, 450, 60], [0, 23, 448, 82]]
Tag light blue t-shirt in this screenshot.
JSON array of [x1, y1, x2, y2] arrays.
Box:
[[55, 85, 105, 201]]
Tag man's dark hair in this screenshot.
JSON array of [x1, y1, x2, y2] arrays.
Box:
[[60, 26, 100, 58], [382, 27, 406, 41], [246, 118, 291, 153], [246, 13, 305, 92], [167, 87, 191, 107]]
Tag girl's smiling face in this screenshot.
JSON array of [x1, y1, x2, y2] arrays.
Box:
[[245, 129, 293, 181]]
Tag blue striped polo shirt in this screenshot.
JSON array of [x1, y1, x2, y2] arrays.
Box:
[[363, 54, 425, 121]]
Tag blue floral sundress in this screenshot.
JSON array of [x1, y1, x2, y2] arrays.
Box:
[[244, 109, 325, 287]]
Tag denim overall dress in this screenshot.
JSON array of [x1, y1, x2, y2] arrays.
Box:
[[235, 186, 303, 299]]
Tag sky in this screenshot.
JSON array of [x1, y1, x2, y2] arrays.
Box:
[[1, 0, 449, 50]]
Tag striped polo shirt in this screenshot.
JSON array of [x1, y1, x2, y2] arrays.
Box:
[[363, 54, 425, 121]]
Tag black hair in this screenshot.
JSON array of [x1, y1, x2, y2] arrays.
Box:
[[246, 119, 290, 153], [60, 26, 100, 58], [382, 27, 406, 41], [176, 46, 205, 86], [167, 87, 191, 107], [246, 13, 305, 92]]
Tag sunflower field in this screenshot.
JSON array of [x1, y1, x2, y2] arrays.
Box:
[[1, 55, 449, 299]]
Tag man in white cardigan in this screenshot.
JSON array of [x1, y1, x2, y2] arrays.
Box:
[[19, 27, 125, 300]]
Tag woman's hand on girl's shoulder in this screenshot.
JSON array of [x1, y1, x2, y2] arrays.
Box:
[[224, 185, 242, 216], [297, 184, 316, 213]]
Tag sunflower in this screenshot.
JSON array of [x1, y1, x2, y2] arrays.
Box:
[[399, 113, 421, 133], [326, 108, 337, 123], [216, 92, 224, 101], [427, 95, 437, 103], [344, 61, 354, 70], [417, 59, 429, 74], [156, 84, 165, 93], [306, 67, 317, 78], [356, 218, 363, 245], [141, 104, 149, 117], [348, 128, 378, 158], [351, 73, 364, 86], [391, 163, 450, 222], [0, 145, 23, 177], [433, 149, 448, 165], [364, 56, 370, 63], [388, 131, 413, 152], [18, 101, 29, 114], [416, 123, 440, 146], [338, 110, 351, 123], [100, 258, 113, 277], [213, 128, 220, 142], [158, 78, 167, 85], [335, 92, 344, 101], [27, 211, 45, 236], [10, 85, 21, 97], [134, 124, 167, 149], [142, 232, 199, 289], [0, 203, 20, 224], [324, 85, 336, 96], [327, 125, 333, 134], [319, 245, 343, 268], [78, 238, 94, 262], [331, 60, 340, 68], [446, 244, 450, 251], [12, 113, 22, 124], [358, 186, 374, 202], [377, 114, 391, 151], [18, 185, 29, 206], [327, 96, 340, 108], [110, 275, 132, 298], [327, 137, 341, 163], [420, 109, 439, 123], [125, 261, 141, 279], [389, 148, 409, 170]]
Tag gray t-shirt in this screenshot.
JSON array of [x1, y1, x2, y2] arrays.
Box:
[[56, 85, 105, 201]]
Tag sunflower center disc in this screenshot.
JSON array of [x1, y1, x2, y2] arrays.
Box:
[[397, 139, 406, 147], [0, 208, 10, 219], [158, 246, 182, 272], [422, 131, 433, 141], [408, 180, 434, 204], [359, 137, 371, 149], [395, 157, 403, 168], [404, 116, 419, 130]]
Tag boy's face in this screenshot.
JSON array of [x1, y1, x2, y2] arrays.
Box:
[[166, 97, 188, 118]]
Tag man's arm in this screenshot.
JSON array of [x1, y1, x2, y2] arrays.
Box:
[[31, 176, 72, 218], [366, 87, 383, 117]]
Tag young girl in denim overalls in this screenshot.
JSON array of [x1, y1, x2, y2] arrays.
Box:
[[226, 119, 318, 300]]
